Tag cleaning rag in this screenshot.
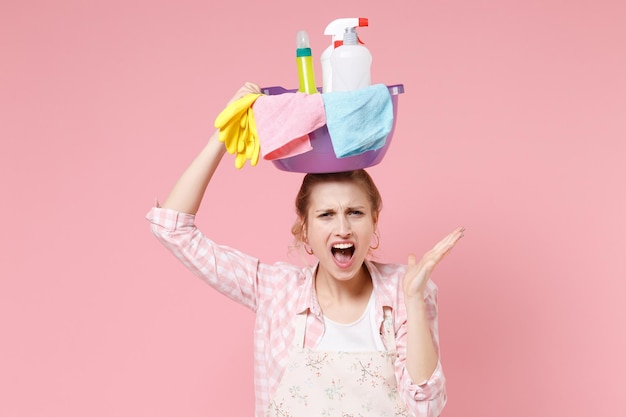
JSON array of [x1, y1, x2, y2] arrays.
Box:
[[322, 84, 393, 158], [252, 92, 326, 160]]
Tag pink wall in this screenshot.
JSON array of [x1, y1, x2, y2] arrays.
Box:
[[1, 1, 625, 416]]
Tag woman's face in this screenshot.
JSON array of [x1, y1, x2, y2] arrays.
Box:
[[304, 181, 377, 282]]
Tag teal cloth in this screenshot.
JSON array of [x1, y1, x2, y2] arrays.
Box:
[[321, 84, 393, 158]]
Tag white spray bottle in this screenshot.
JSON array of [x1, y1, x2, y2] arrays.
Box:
[[321, 17, 368, 93], [330, 26, 372, 92]]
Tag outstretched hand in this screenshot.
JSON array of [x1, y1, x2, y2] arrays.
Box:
[[403, 227, 465, 301]]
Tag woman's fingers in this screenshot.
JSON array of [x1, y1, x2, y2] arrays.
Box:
[[404, 228, 465, 297], [431, 227, 465, 259]]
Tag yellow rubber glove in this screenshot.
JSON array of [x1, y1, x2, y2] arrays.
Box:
[[214, 93, 263, 169]]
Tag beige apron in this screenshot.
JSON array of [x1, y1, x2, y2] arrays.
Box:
[[267, 308, 409, 417]]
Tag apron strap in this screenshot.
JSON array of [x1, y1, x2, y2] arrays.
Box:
[[381, 307, 397, 352]]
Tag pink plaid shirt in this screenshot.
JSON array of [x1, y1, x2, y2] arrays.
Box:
[[146, 206, 447, 417]]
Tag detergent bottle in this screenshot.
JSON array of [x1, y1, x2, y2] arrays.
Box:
[[320, 17, 368, 93], [330, 26, 372, 92], [296, 30, 318, 94]]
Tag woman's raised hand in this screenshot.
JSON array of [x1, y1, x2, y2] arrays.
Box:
[[215, 82, 264, 168], [226, 82, 261, 105], [160, 82, 262, 213], [402, 227, 465, 301]]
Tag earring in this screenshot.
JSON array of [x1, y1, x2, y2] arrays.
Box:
[[369, 231, 380, 250], [304, 243, 314, 255]]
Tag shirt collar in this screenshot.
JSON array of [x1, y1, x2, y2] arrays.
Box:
[[295, 260, 395, 317], [366, 260, 395, 310], [296, 262, 322, 317]]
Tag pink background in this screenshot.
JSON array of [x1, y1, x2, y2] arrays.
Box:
[[1, 1, 625, 416]]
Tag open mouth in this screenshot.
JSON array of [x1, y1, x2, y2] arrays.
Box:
[[331, 243, 355, 263]]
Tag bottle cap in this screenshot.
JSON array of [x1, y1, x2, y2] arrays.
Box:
[[343, 28, 358, 45], [296, 30, 310, 48], [296, 47, 312, 57]]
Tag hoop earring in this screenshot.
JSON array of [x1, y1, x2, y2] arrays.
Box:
[[304, 243, 314, 255], [369, 231, 380, 250]]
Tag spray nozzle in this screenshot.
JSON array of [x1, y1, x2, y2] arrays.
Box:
[[325, 19, 368, 49], [324, 17, 368, 36]]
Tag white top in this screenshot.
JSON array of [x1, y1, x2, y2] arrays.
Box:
[[315, 291, 385, 351]]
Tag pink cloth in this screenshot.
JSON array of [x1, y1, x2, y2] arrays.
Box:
[[252, 92, 326, 160], [146, 206, 447, 417]]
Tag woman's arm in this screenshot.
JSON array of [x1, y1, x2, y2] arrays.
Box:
[[404, 292, 440, 383], [147, 82, 264, 309], [160, 82, 261, 214], [403, 227, 464, 383]]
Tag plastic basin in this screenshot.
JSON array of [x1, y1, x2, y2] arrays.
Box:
[[260, 84, 404, 173]]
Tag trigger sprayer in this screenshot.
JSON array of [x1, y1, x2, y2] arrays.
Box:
[[321, 17, 368, 93]]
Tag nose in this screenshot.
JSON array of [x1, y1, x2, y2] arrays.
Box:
[[336, 214, 352, 237]]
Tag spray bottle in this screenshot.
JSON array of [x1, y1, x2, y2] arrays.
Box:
[[296, 30, 318, 94], [330, 26, 372, 92], [320, 17, 368, 93]]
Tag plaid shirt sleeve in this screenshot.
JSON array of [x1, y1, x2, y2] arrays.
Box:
[[145, 206, 261, 311], [147, 206, 313, 416]]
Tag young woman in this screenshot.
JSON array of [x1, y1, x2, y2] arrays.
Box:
[[146, 82, 464, 417]]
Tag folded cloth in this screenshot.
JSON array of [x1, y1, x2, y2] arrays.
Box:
[[252, 92, 326, 160], [322, 84, 393, 158]]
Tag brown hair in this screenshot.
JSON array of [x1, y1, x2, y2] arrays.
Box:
[[291, 169, 383, 244]]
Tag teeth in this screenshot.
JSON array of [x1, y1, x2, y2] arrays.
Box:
[[332, 243, 354, 249]]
